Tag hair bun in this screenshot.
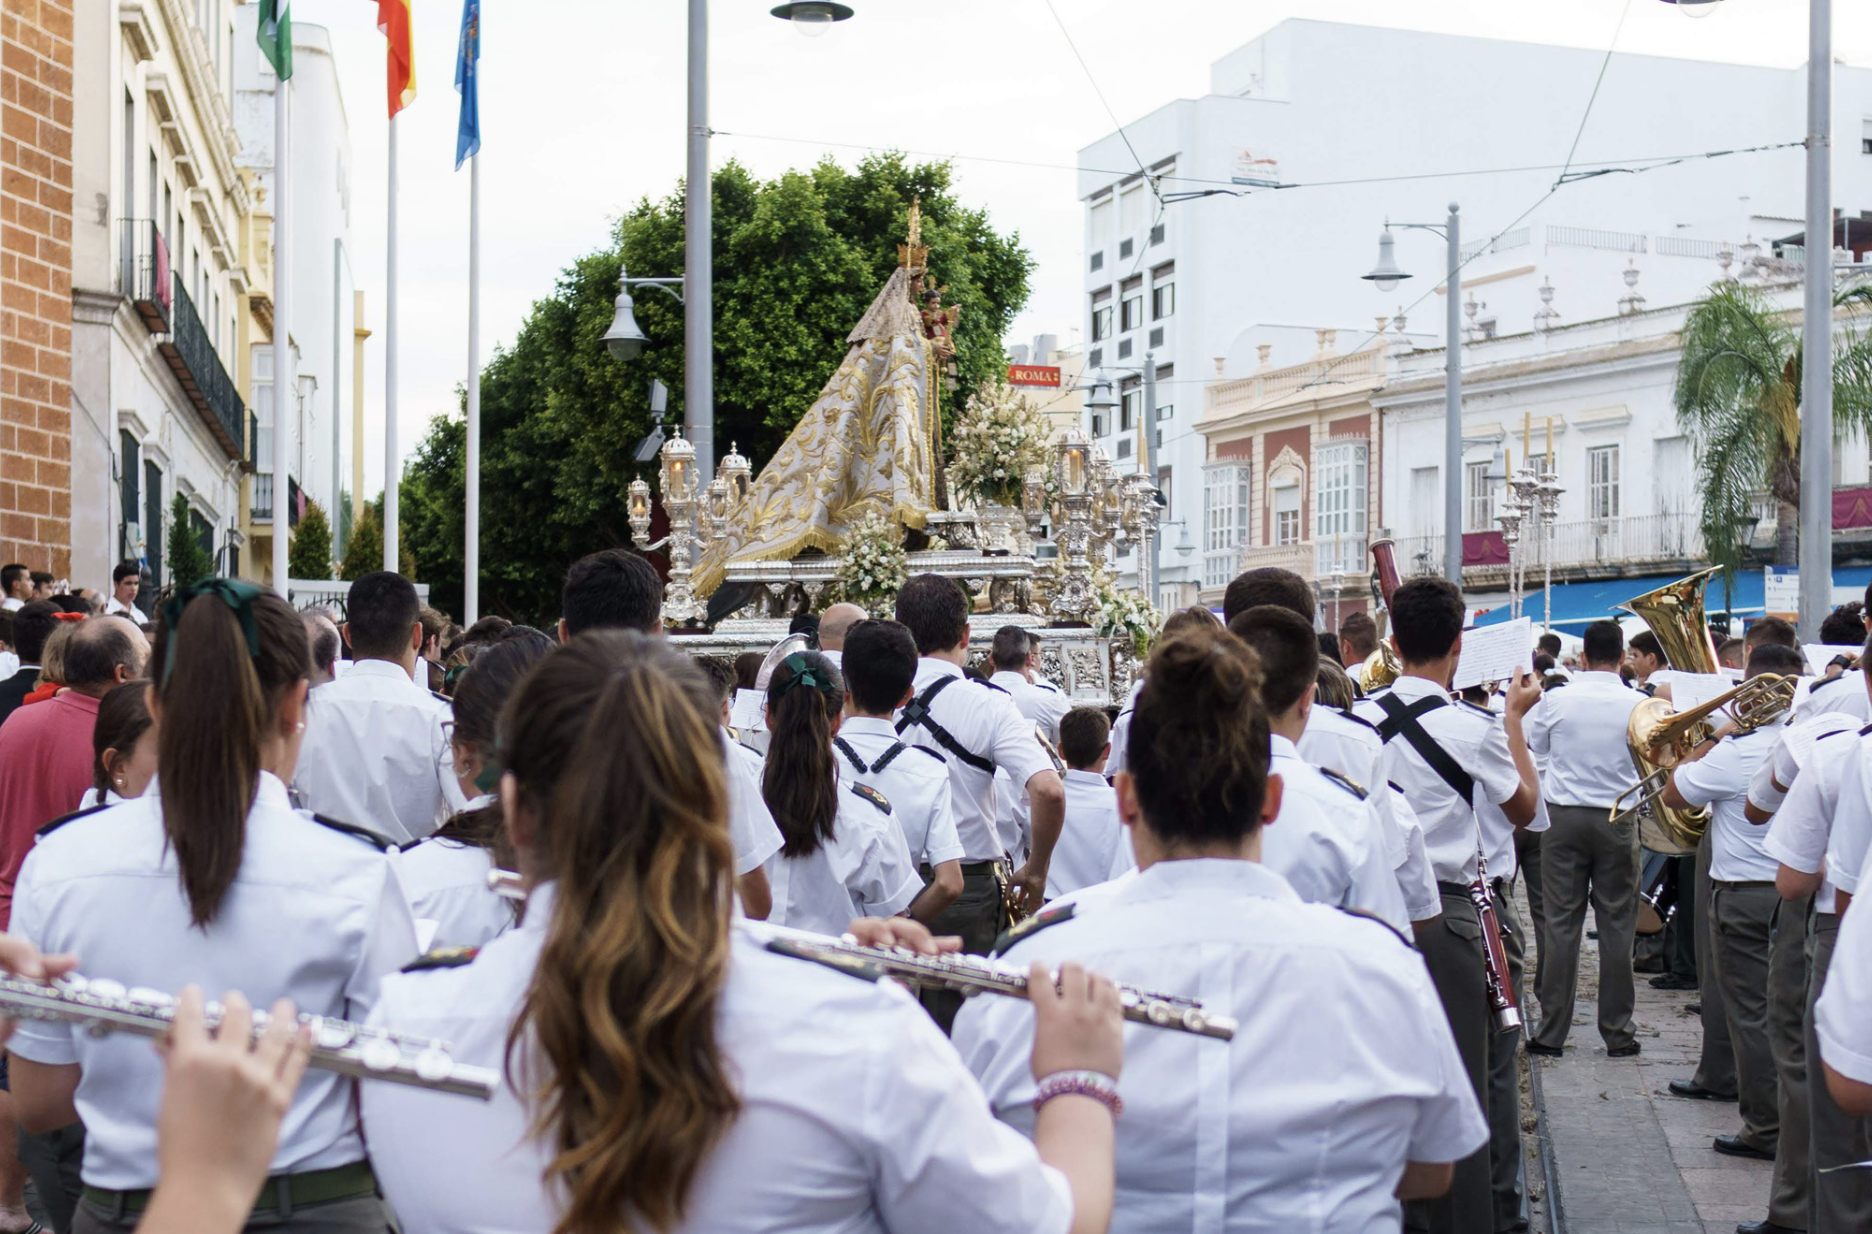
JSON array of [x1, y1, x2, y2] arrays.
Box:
[[1141, 626, 1262, 719]]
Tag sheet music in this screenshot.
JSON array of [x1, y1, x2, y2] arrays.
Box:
[[729, 688, 767, 733], [1803, 644, 1861, 677], [1452, 617, 1533, 691]]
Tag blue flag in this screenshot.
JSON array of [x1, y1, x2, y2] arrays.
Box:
[[454, 0, 480, 169]]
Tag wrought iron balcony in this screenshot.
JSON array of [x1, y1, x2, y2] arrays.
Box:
[[118, 219, 171, 334], [251, 472, 302, 528], [157, 279, 244, 461]]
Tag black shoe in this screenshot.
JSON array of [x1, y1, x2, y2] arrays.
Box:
[[1687, 1002, 1702, 1015], [1651, 972, 1698, 991], [1735, 1221, 1805, 1234], [1608, 1041, 1642, 1057], [1669, 1079, 1739, 1101], [1526, 1041, 1563, 1057], [1713, 1135, 1775, 1161]]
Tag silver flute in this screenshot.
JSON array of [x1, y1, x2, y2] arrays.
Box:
[[0, 974, 498, 1100], [488, 870, 1235, 1040]]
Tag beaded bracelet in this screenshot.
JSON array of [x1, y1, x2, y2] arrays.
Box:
[[1032, 1069, 1123, 1118]]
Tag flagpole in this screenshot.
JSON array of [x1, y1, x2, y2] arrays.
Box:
[[271, 63, 292, 595], [464, 152, 480, 622], [384, 113, 400, 572]]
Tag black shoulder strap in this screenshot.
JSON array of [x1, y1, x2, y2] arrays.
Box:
[[832, 736, 868, 775], [896, 676, 995, 773], [1333, 706, 1380, 733], [1373, 694, 1476, 805]]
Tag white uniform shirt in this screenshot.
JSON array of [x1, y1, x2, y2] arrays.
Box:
[[1266, 735, 1411, 932], [721, 734, 786, 877], [1049, 769, 1129, 900], [833, 717, 964, 868], [1295, 707, 1439, 922], [0, 597, 22, 612], [1297, 705, 1385, 786], [103, 596, 136, 618], [293, 659, 467, 844], [954, 859, 1487, 1234], [1825, 731, 1872, 898], [764, 787, 923, 935], [1792, 668, 1870, 724], [392, 836, 513, 950], [1352, 676, 1523, 884], [363, 884, 1073, 1234], [897, 660, 1055, 862], [1525, 671, 1643, 808], [1750, 710, 1859, 816], [1673, 721, 1787, 883], [74, 786, 123, 810], [1816, 841, 1872, 1086], [8, 774, 418, 1189], [989, 669, 1073, 743], [1762, 727, 1856, 914]]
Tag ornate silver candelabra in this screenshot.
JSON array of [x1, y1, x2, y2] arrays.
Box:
[[630, 431, 755, 629]]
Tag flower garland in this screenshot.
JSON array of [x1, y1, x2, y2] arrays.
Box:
[[948, 382, 1057, 509], [830, 511, 909, 614], [1091, 567, 1162, 659]]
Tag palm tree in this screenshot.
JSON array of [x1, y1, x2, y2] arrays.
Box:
[[1675, 280, 1872, 572]]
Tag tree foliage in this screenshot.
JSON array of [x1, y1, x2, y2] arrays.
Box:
[[1675, 282, 1872, 571], [165, 493, 215, 589], [398, 153, 1033, 623], [341, 495, 415, 581], [289, 498, 335, 580]]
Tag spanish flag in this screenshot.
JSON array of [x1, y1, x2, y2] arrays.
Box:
[[377, 0, 416, 117]]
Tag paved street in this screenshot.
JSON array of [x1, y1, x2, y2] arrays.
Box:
[[1524, 892, 1774, 1234]]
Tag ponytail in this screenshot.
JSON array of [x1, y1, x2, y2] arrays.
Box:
[[150, 584, 308, 928], [502, 631, 738, 1234], [760, 651, 843, 859], [1127, 625, 1270, 849]]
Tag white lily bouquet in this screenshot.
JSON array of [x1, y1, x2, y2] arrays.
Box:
[[831, 511, 909, 614]]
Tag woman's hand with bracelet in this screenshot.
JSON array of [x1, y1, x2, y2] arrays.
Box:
[[1026, 962, 1123, 1234], [1028, 961, 1123, 1094]]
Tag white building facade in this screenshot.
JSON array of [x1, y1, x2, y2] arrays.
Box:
[[1078, 17, 1872, 603]]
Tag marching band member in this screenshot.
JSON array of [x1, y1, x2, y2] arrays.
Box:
[[1104, 607, 1218, 779], [1048, 707, 1134, 900], [833, 620, 965, 921], [988, 626, 1072, 743], [361, 631, 1123, 1234], [1349, 576, 1542, 1234], [955, 624, 1486, 1231], [759, 650, 925, 933], [392, 627, 554, 949], [7, 580, 418, 1233]]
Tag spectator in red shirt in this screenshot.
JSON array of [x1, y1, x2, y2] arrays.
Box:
[[0, 615, 146, 928]]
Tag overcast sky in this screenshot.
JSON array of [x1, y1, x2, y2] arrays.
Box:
[[284, 0, 1872, 495]]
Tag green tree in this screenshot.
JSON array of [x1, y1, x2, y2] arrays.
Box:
[[165, 493, 215, 589], [1675, 282, 1872, 571], [341, 495, 415, 581], [399, 153, 1033, 623], [289, 498, 335, 580]]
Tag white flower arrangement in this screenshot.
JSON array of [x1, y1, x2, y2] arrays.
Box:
[[1091, 567, 1162, 659], [949, 381, 1057, 509], [831, 511, 909, 613]]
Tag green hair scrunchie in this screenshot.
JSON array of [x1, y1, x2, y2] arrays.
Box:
[[160, 578, 265, 684], [771, 652, 831, 700]]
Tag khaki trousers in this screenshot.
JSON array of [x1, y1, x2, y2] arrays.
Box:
[[1534, 804, 1639, 1051]]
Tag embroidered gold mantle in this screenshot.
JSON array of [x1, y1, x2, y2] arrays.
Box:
[[693, 265, 940, 596]]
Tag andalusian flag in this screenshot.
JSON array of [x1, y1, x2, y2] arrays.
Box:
[[256, 0, 292, 80], [377, 0, 416, 117]]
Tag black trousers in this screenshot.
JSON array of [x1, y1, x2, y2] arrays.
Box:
[[920, 865, 1004, 1033], [1406, 889, 1493, 1234], [73, 1193, 394, 1234], [17, 1123, 82, 1234]]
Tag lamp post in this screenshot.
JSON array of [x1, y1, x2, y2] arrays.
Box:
[[1364, 204, 1463, 585]]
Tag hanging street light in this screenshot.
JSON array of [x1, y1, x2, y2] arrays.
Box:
[[770, 2, 854, 35], [1361, 228, 1412, 293]]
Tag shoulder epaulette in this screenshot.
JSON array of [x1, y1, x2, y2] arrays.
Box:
[[1816, 725, 1857, 744], [1036, 679, 1063, 694], [1387, 780, 1405, 794], [907, 744, 946, 764], [991, 901, 1077, 957], [310, 813, 394, 851], [760, 937, 885, 984], [1332, 707, 1380, 732], [1859, 721, 1872, 737], [430, 689, 452, 705], [399, 945, 480, 973], [1456, 699, 1497, 717], [850, 783, 891, 815], [979, 679, 1011, 695], [736, 741, 765, 760], [1317, 767, 1369, 800], [1334, 905, 1416, 950], [1808, 673, 1844, 694], [36, 802, 111, 839]]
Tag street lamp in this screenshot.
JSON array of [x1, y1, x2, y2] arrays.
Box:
[[770, 2, 854, 35], [602, 266, 684, 362], [1363, 203, 1464, 585]]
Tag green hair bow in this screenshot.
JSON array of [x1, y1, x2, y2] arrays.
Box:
[[160, 578, 265, 683]]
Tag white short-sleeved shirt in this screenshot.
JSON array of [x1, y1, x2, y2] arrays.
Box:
[[1815, 841, 1872, 1084], [1750, 710, 1859, 815], [1266, 735, 1411, 932], [1762, 727, 1855, 914], [8, 774, 419, 1189], [989, 670, 1074, 744], [293, 659, 467, 844], [1293, 712, 1438, 922], [391, 835, 513, 950], [1381, 786, 1443, 923], [764, 787, 923, 935], [362, 885, 1074, 1234], [1525, 671, 1644, 809], [721, 733, 785, 877], [832, 717, 964, 869], [1826, 732, 1872, 898], [1353, 677, 1523, 884], [1673, 721, 1787, 883], [897, 660, 1056, 862], [1792, 668, 1870, 724], [953, 859, 1488, 1233], [1297, 705, 1385, 788], [1049, 769, 1128, 900]]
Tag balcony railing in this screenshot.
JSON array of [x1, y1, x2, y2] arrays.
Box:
[[1222, 538, 1371, 589], [158, 279, 244, 461], [251, 472, 302, 528], [118, 219, 171, 334], [1395, 512, 1706, 582]]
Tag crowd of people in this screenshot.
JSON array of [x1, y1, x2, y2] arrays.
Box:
[[0, 549, 1867, 1234]]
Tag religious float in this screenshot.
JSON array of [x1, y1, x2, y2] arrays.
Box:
[[626, 205, 1163, 705]]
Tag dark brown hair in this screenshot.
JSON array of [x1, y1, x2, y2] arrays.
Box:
[[761, 651, 844, 859], [501, 631, 736, 1234], [1127, 626, 1271, 848], [1058, 705, 1111, 769], [434, 628, 555, 863], [92, 679, 153, 797], [150, 591, 309, 928]]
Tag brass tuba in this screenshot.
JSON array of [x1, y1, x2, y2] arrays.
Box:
[[1359, 538, 1405, 693], [1608, 568, 1794, 851]]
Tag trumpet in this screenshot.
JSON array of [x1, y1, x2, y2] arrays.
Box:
[[742, 920, 1237, 1040], [1609, 672, 1797, 838], [0, 973, 497, 1099]]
